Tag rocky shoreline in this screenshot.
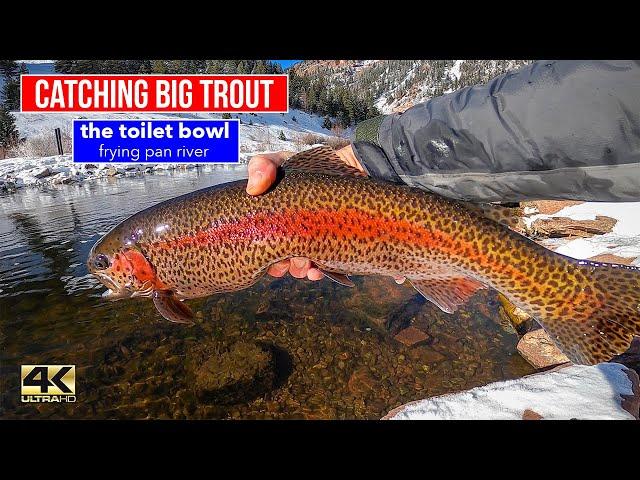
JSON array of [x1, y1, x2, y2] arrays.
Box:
[[0, 154, 251, 192]]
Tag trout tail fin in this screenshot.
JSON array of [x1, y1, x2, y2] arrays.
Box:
[[531, 261, 640, 365]]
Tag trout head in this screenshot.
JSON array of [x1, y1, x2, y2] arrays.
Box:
[[88, 226, 158, 300]]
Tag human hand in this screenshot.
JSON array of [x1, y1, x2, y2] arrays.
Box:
[[246, 144, 363, 281]]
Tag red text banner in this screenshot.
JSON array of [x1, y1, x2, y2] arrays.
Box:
[[21, 74, 289, 113]]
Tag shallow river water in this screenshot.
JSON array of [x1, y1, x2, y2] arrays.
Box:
[[0, 167, 534, 419]]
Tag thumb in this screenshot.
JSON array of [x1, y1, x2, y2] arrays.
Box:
[[246, 155, 278, 195]]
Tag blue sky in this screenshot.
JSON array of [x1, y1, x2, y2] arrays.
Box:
[[271, 60, 301, 69]]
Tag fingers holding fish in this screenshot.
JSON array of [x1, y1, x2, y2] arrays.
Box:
[[289, 257, 312, 279], [307, 268, 324, 281], [266, 258, 324, 281], [267, 260, 290, 278], [246, 151, 294, 195]]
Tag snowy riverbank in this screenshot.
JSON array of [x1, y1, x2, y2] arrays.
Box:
[[1, 109, 337, 191], [384, 363, 639, 420]]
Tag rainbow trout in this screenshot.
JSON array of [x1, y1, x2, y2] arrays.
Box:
[[88, 146, 640, 365]]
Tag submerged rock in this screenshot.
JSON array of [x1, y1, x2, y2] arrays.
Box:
[[192, 342, 275, 404], [394, 326, 430, 346], [347, 367, 378, 396], [516, 329, 571, 369]]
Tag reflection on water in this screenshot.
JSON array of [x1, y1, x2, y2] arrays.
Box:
[[0, 168, 534, 419]]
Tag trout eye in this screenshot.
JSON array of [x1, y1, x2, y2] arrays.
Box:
[[93, 254, 111, 271]]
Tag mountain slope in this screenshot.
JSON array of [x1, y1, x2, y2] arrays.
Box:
[[291, 60, 532, 113]]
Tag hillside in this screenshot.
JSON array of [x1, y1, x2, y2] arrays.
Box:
[[291, 60, 532, 113]]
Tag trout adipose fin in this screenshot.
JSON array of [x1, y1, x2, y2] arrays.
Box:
[[152, 290, 195, 324]]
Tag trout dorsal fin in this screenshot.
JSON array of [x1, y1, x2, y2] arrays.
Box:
[[409, 276, 486, 314], [282, 145, 366, 177]]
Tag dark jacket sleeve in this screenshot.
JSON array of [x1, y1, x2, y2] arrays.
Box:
[[352, 60, 640, 203]]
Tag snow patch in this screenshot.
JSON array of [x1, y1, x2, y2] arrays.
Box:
[[386, 363, 636, 420], [450, 60, 463, 81]]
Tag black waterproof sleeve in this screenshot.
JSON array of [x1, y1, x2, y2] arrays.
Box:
[[352, 60, 640, 203]]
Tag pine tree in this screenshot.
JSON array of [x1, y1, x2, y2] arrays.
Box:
[[322, 116, 332, 129], [0, 60, 21, 111], [0, 60, 19, 79], [278, 130, 286, 141], [237, 60, 249, 74], [205, 60, 222, 74], [151, 60, 167, 73], [54, 60, 77, 73], [221, 113, 232, 119], [1, 80, 20, 110], [0, 107, 18, 149]]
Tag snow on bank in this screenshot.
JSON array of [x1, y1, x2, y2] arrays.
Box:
[[1, 109, 334, 191], [525, 202, 640, 264], [384, 363, 638, 420], [0, 155, 220, 190]]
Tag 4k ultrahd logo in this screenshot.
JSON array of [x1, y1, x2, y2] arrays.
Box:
[[21, 365, 76, 403]]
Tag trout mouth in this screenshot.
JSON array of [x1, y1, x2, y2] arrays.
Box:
[[94, 273, 131, 300]]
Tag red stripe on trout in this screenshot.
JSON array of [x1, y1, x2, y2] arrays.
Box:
[[148, 207, 534, 285]]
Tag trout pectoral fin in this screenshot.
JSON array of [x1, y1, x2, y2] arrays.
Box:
[[152, 290, 195, 325], [321, 270, 355, 287], [409, 276, 486, 314]]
